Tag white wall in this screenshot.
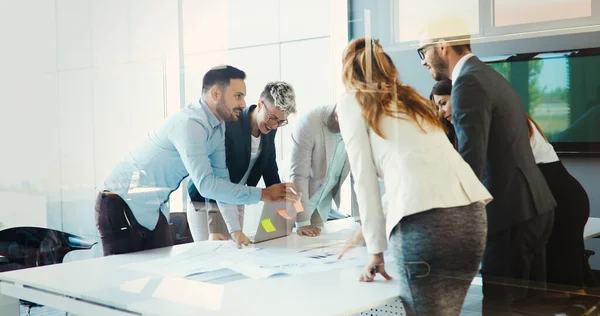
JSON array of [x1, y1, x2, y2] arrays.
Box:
[[0, 0, 348, 237], [0, 0, 180, 237], [180, 0, 348, 229]]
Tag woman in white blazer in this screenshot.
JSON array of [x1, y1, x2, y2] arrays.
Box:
[[337, 38, 492, 316]]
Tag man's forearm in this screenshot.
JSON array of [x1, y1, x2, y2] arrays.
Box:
[[216, 202, 242, 233]]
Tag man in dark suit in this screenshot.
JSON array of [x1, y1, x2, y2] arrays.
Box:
[[187, 81, 296, 247], [418, 32, 556, 313]]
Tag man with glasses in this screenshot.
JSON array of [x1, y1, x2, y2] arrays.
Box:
[[418, 21, 556, 314], [187, 81, 297, 246]]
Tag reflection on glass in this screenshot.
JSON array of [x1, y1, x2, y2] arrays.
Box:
[[486, 50, 600, 143], [397, 0, 479, 42], [152, 277, 224, 311], [494, 0, 592, 27], [120, 277, 151, 294]]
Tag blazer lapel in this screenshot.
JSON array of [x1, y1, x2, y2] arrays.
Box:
[[460, 56, 481, 77], [256, 132, 271, 171], [241, 105, 256, 165]]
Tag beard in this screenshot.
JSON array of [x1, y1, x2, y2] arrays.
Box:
[[431, 51, 450, 81], [215, 96, 240, 122]]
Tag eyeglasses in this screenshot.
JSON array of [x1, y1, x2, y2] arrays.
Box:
[[262, 101, 288, 127], [417, 43, 435, 60]]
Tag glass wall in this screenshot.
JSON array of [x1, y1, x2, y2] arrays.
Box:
[[0, 0, 350, 244]]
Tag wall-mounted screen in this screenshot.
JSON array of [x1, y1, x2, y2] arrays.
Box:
[[484, 48, 600, 153]]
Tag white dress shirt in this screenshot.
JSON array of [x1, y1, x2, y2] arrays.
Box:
[[239, 135, 262, 185], [451, 53, 475, 82], [338, 91, 492, 254], [529, 121, 559, 164]]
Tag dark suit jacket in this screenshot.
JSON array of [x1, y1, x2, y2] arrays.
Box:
[[452, 56, 556, 232], [188, 104, 281, 203]]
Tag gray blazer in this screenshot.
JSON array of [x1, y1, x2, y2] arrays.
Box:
[[452, 56, 556, 232], [289, 104, 359, 224]]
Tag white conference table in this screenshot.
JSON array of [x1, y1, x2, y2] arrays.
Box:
[[0, 218, 400, 316]]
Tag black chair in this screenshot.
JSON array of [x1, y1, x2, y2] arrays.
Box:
[[584, 249, 596, 287], [169, 212, 193, 245], [0, 227, 97, 315]]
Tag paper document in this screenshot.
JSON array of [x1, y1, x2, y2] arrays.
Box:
[[123, 240, 395, 280], [122, 241, 260, 277]]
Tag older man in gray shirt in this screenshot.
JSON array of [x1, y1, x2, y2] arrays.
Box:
[[289, 104, 359, 237]]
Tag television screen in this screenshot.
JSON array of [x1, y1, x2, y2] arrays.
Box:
[[484, 48, 600, 153]]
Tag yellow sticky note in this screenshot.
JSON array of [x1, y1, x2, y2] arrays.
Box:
[[261, 218, 277, 233], [277, 209, 293, 220]]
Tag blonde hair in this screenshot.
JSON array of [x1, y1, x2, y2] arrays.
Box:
[[342, 38, 443, 138], [260, 81, 297, 114]]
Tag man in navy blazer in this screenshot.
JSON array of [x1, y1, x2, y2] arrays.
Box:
[[187, 81, 297, 247]]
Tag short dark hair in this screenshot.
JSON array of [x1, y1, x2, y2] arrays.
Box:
[[433, 35, 471, 54], [201, 65, 246, 94], [450, 43, 471, 55]]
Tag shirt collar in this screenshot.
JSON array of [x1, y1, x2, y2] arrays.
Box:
[[451, 53, 475, 82], [199, 97, 223, 129]]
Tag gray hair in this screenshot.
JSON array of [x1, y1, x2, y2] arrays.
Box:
[[260, 81, 297, 114]]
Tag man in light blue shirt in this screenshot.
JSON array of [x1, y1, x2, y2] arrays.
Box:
[[96, 65, 297, 256]]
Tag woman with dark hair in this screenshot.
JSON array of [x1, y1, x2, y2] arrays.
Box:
[[430, 82, 591, 292], [528, 115, 590, 292], [337, 38, 492, 315], [429, 79, 456, 145]]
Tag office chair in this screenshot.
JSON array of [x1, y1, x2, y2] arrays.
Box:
[[0, 227, 97, 315], [584, 249, 596, 287], [169, 212, 193, 245]]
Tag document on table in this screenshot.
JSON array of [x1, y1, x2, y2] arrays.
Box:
[[122, 240, 394, 280], [121, 241, 261, 277], [222, 241, 387, 279]]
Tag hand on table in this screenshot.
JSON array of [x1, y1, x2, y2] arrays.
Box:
[[337, 227, 365, 259], [360, 253, 392, 282], [231, 230, 250, 248], [297, 225, 321, 237]]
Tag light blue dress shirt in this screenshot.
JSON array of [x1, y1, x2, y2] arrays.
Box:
[[297, 133, 347, 227], [103, 98, 262, 230], [218, 137, 262, 232]]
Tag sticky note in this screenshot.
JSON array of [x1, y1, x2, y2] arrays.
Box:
[[294, 201, 305, 213], [277, 209, 293, 220], [261, 218, 277, 233]]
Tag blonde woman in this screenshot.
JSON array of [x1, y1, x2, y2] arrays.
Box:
[[337, 38, 492, 315]]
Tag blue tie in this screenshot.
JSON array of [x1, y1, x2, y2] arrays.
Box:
[[309, 133, 346, 222]]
